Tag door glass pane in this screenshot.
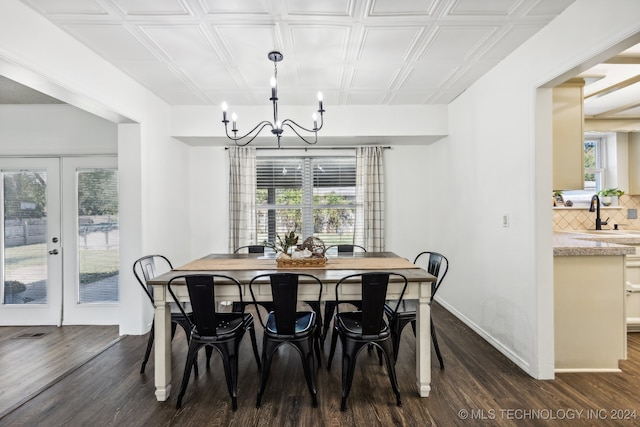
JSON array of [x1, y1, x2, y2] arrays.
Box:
[[3, 170, 48, 305], [77, 169, 119, 303]]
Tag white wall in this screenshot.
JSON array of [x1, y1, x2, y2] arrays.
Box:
[[0, 105, 117, 155], [430, 0, 640, 379]]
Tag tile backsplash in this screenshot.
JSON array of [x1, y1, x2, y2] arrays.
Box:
[[553, 195, 640, 231]]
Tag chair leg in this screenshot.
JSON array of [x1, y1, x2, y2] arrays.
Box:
[[140, 323, 154, 374], [205, 347, 213, 369], [176, 342, 202, 409], [256, 338, 277, 408], [431, 318, 444, 369], [388, 316, 414, 365], [340, 338, 365, 411], [322, 301, 337, 343], [379, 339, 401, 407], [248, 324, 261, 370], [295, 337, 318, 407], [219, 341, 241, 411], [327, 324, 339, 370]]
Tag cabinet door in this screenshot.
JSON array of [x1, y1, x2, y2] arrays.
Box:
[[553, 79, 585, 190], [629, 132, 640, 195]]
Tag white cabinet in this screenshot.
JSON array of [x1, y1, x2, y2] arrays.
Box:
[[554, 254, 626, 371], [625, 246, 640, 330], [553, 78, 585, 190], [628, 133, 640, 195]]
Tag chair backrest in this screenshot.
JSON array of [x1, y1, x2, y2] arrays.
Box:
[[249, 272, 323, 336], [167, 274, 244, 338], [413, 251, 449, 300], [132, 255, 173, 305], [328, 244, 367, 253], [335, 272, 408, 335], [234, 245, 266, 254]]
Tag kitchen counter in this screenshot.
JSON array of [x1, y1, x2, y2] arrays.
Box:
[[553, 229, 636, 372], [553, 231, 638, 256]]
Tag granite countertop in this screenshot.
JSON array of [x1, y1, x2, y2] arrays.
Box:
[[554, 231, 639, 256]]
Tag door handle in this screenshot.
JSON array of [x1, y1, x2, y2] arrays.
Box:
[[49, 249, 59, 255]]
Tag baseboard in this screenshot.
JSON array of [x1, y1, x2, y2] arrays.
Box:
[[435, 298, 532, 375]]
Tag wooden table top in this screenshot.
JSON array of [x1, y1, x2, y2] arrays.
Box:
[[149, 252, 435, 285]]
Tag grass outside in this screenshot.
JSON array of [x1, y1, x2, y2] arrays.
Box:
[[4, 243, 119, 284]]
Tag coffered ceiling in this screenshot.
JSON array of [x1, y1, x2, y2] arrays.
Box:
[[3, 0, 639, 124]]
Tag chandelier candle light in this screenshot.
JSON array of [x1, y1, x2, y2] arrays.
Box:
[[221, 51, 325, 148]]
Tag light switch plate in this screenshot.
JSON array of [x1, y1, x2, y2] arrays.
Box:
[[628, 209, 638, 219]]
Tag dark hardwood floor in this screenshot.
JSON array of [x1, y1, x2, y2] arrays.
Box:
[[3, 304, 640, 426]]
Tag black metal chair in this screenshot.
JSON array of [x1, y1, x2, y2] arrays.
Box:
[[326, 244, 367, 254], [167, 274, 261, 410], [133, 255, 199, 374], [327, 272, 407, 411], [384, 251, 449, 369], [321, 244, 367, 342], [234, 245, 267, 254], [249, 272, 323, 408]]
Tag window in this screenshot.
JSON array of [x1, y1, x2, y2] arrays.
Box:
[[562, 136, 604, 205], [584, 136, 604, 193], [256, 156, 355, 246]]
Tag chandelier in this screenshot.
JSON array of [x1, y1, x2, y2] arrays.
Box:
[[221, 51, 325, 148]]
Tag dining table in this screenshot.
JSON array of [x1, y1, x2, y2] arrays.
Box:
[[147, 251, 436, 401]]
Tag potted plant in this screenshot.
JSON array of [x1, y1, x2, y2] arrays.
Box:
[[597, 188, 624, 206], [264, 224, 299, 257]]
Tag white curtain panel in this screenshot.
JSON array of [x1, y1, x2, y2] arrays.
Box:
[[228, 146, 257, 252], [355, 146, 385, 252]]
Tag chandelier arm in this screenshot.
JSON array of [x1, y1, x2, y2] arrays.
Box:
[[280, 116, 323, 134], [224, 121, 274, 146], [281, 123, 318, 145]]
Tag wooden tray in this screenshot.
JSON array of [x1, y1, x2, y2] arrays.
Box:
[[276, 256, 327, 268]]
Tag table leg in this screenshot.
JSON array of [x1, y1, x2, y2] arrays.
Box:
[[415, 284, 432, 397], [153, 284, 172, 401]]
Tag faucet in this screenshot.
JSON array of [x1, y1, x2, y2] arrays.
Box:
[[589, 194, 609, 230]]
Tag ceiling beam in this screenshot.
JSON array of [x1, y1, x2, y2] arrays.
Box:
[[584, 74, 640, 99]]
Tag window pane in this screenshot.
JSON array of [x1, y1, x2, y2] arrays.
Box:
[[256, 156, 356, 246], [257, 208, 302, 243], [3, 171, 48, 305], [77, 169, 119, 303]]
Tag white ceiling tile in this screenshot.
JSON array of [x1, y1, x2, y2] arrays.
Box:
[[345, 91, 388, 104], [526, 0, 576, 16], [200, 0, 271, 14], [156, 90, 207, 104], [296, 65, 342, 90], [21, 0, 107, 15], [111, 0, 190, 16], [399, 61, 460, 90], [62, 24, 158, 61], [285, 0, 353, 16], [141, 26, 219, 61], [358, 27, 423, 62], [420, 26, 494, 60], [447, 0, 519, 16], [120, 61, 187, 88], [389, 90, 433, 104], [368, 0, 437, 16], [351, 66, 399, 90], [180, 62, 237, 91], [480, 25, 542, 60], [290, 25, 350, 61], [214, 24, 279, 63]]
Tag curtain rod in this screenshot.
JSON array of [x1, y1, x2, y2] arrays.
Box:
[[224, 146, 391, 151]]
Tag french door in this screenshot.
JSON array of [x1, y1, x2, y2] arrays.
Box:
[[0, 157, 119, 325]]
